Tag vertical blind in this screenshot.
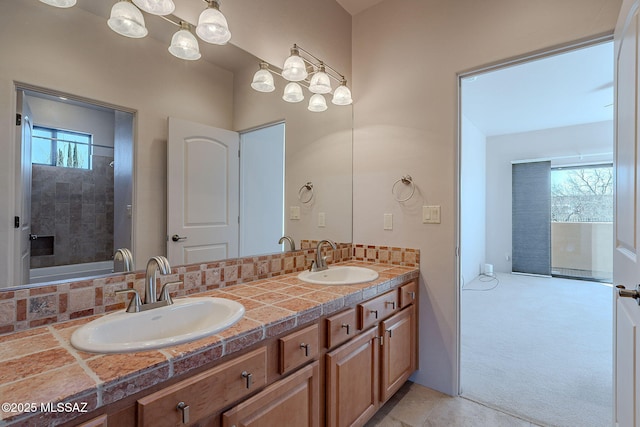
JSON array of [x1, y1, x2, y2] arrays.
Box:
[[512, 161, 551, 276]]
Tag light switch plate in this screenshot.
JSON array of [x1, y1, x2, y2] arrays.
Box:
[[423, 205, 441, 224], [318, 212, 326, 227], [290, 206, 301, 220], [384, 213, 393, 230]]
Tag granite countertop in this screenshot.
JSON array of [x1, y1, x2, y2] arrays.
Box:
[[0, 261, 419, 426]]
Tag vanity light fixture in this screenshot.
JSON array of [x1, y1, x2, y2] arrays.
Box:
[[282, 46, 308, 82], [251, 62, 276, 93], [251, 44, 352, 112], [308, 93, 328, 112], [331, 79, 353, 105], [132, 0, 175, 15], [309, 63, 332, 94], [168, 21, 201, 61], [108, 0, 148, 39], [39, 0, 77, 8], [196, 0, 232, 45], [282, 82, 304, 103]]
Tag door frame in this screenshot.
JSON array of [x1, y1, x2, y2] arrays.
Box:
[[455, 34, 615, 397]]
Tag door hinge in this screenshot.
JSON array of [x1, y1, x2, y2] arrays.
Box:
[[14, 216, 20, 228], [16, 113, 21, 126]]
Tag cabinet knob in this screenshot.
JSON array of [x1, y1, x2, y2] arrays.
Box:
[[241, 371, 253, 389], [300, 342, 310, 357], [370, 309, 378, 319], [341, 323, 350, 335], [176, 401, 190, 424]]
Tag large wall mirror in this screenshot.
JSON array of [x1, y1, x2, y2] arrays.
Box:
[[0, 0, 352, 289]]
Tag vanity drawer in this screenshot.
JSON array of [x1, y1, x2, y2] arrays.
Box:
[[326, 308, 356, 349], [399, 281, 417, 308], [137, 347, 267, 426], [358, 290, 399, 330], [279, 324, 319, 374]]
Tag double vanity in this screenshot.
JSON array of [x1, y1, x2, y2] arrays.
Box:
[[0, 252, 419, 427]]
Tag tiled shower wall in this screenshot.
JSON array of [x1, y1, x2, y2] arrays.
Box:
[[0, 244, 419, 334], [30, 155, 114, 268]]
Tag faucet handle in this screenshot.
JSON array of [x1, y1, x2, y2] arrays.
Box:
[[115, 289, 142, 313], [159, 281, 181, 304]]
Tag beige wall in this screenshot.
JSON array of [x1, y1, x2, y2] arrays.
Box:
[[352, 0, 620, 394]]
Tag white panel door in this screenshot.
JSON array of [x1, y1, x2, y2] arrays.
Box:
[[614, 0, 640, 425], [15, 90, 32, 285], [167, 117, 239, 265]]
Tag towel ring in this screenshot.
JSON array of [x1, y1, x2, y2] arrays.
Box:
[[298, 182, 314, 204], [392, 175, 415, 202]]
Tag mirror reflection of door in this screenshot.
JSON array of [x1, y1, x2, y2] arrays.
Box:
[[15, 90, 33, 286], [15, 87, 134, 285], [167, 117, 240, 265]]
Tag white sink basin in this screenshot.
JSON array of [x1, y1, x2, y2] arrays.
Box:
[[70, 297, 244, 353], [298, 266, 379, 285]]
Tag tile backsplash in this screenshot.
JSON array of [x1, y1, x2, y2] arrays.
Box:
[[0, 243, 419, 335]]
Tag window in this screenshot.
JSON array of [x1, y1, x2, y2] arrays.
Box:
[[551, 164, 613, 223], [32, 126, 92, 169]]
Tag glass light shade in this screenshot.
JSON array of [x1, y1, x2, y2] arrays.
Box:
[[308, 94, 327, 112], [169, 29, 201, 61], [108, 1, 148, 39], [282, 51, 308, 82], [332, 84, 353, 105], [132, 0, 175, 15], [309, 67, 332, 94], [282, 82, 304, 103], [39, 0, 77, 7], [196, 5, 231, 45], [251, 69, 275, 92]]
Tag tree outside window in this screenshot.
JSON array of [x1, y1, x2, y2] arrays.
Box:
[[32, 126, 92, 170], [551, 165, 613, 223]]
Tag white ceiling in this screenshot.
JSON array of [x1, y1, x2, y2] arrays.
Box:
[[462, 41, 614, 137], [335, 0, 384, 15]]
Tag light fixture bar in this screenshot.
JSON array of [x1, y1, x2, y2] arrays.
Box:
[[294, 44, 346, 83]]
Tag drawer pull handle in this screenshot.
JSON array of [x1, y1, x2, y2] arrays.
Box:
[[387, 328, 393, 338], [341, 323, 350, 335], [374, 335, 384, 346], [409, 291, 416, 300], [300, 342, 310, 357], [176, 401, 190, 424], [241, 371, 253, 389], [386, 301, 396, 309], [370, 309, 378, 319]]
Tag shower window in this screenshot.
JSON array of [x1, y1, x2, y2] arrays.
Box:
[[32, 126, 92, 170]]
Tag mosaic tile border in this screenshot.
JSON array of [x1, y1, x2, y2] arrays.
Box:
[[0, 243, 419, 335]]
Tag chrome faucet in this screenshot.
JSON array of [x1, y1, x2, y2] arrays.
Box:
[[311, 239, 337, 272], [113, 248, 134, 272], [278, 235, 296, 252], [115, 256, 179, 313], [145, 256, 171, 304]]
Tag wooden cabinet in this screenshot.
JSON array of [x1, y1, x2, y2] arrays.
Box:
[[358, 291, 399, 330], [222, 361, 320, 427], [137, 347, 267, 427], [326, 327, 380, 427], [279, 324, 318, 374], [380, 305, 416, 402], [325, 308, 356, 349], [76, 414, 108, 427], [327, 284, 418, 427]]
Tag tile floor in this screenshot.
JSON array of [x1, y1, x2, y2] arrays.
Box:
[[366, 382, 543, 427]]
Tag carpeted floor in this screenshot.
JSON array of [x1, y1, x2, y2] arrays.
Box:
[[460, 273, 612, 427]]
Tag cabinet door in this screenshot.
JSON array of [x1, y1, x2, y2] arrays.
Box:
[[222, 361, 320, 427], [380, 306, 416, 403], [326, 327, 380, 427]]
